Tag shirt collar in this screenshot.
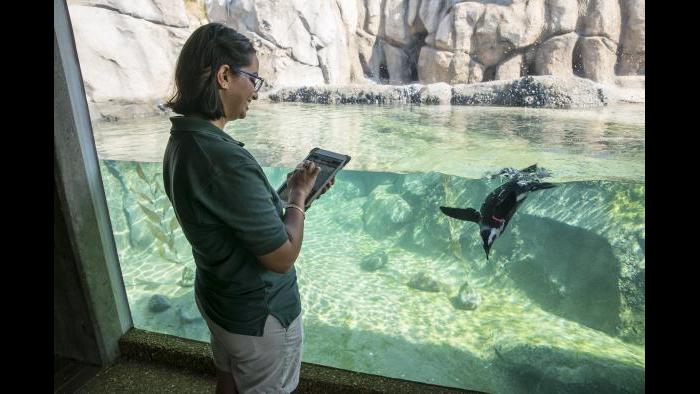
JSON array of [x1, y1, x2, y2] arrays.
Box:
[[169, 116, 245, 146]]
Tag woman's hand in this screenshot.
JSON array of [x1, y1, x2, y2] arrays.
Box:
[[286, 160, 320, 204]]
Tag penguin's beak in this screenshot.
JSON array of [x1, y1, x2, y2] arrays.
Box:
[[483, 244, 491, 260]]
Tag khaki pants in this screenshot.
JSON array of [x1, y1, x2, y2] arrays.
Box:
[[196, 296, 303, 394]]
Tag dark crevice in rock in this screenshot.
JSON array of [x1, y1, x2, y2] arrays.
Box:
[[537, 29, 577, 46], [572, 38, 585, 77], [318, 52, 330, 84], [286, 50, 319, 68], [378, 62, 390, 81], [98, 53, 120, 67], [406, 31, 427, 82], [295, 10, 313, 41], [469, 7, 487, 64], [89, 4, 188, 29], [482, 65, 497, 82]]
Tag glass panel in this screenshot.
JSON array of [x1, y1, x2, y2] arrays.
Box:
[[94, 102, 644, 392]]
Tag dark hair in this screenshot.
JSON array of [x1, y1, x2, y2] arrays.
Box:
[[167, 23, 256, 119]]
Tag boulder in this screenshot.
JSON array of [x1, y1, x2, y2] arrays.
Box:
[[148, 294, 172, 313], [407, 272, 442, 293], [418, 82, 452, 104], [535, 32, 578, 77], [362, 185, 412, 239], [581, 0, 622, 42], [364, 0, 382, 34], [360, 251, 389, 272], [73, 0, 190, 27], [418, 0, 448, 35], [617, 0, 645, 75], [472, 4, 514, 67], [382, 0, 411, 46], [496, 54, 524, 80], [494, 341, 645, 393], [453, 2, 486, 53], [418, 46, 453, 84], [68, 4, 190, 117], [434, 7, 454, 51], [499, 0, 545, 48], [451, 281, 481, 311], [579, 36, 618, 84], [544, 0, 578, 35], [452, 75, 608, 109], [499, 214, 622, 336]]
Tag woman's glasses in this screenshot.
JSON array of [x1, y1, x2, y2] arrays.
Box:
[[233, 68, 264, 92]]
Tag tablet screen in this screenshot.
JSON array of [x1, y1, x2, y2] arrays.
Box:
[[307, 151, 343, 197], [278, 150, 346, 206]]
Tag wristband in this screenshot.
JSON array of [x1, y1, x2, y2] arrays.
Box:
[[285, 203, 305, 219]]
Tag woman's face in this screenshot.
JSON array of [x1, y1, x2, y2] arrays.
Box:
[[220, 54, 259, 121]]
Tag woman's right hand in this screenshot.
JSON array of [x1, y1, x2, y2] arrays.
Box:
[[286, 160, 320, 204]]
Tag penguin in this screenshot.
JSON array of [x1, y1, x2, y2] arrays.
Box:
[[440, 164, 556, 260], [489, 164, 536, 180]]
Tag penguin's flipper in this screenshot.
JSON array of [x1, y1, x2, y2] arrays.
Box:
[[531, 182, 557, 191], [439, 206, 481, 223], [520, 164, 538, 173]]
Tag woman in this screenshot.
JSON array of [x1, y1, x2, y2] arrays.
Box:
[[163, 22, 328, 393]]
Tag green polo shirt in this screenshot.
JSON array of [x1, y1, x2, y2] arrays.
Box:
[[162, 116, 300, 336]]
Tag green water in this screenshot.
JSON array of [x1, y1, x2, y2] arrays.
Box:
[[94, 102, 644, 393], [94, 102, 644, 182]]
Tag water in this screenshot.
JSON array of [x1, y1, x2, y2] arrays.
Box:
[[94, 102, 644, 393], [94, 102, 644, 182]]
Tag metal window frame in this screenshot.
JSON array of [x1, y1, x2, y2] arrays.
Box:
[[54, 0, 132, 364]]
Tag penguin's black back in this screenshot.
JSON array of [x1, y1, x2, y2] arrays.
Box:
[[480, 180, 520, 221]]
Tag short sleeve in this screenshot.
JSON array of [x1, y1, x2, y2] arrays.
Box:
[[201, 164, 289, 256]]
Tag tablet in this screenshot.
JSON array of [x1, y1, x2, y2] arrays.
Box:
[[277, 148, 351, 209]]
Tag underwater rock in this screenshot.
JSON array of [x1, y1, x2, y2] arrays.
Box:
[[360, 251, 388, 272], [331, 197, 366, 231], [336, 179, 362, 199], [500, 214, 622, 337], [398, 172, 444, 205], [148, 294, 171, 313], [407, 272, 442, 293], [131, 291, 209, 342], [451, 282, 481, 311], [493, 341, 644, 393], [179, 266, 195, 287], [178, 303, 203, 324], [362, 186, 412, 239], [507, 181, 645, 344]]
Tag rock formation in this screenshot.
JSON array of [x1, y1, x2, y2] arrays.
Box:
[[66, 0, 645, 117]]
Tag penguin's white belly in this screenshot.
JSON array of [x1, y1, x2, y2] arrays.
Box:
[[489, 228, 501, 244]]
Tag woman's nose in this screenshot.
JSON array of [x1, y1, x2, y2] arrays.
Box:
[[252, 91, 258, 100]]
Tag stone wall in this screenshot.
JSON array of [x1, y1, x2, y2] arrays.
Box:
[[67, 0, 644, 118], [207, 0, 645, 88], [67, 0, 207, 121]]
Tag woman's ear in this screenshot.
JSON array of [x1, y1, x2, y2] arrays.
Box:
[[215, 64, 231, 89]]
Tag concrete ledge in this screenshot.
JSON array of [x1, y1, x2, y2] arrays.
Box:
[[119, 329, 484, 393]]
